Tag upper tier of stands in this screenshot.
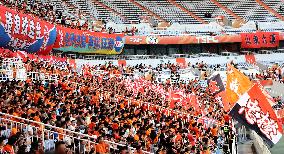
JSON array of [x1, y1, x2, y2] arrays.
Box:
[[46, 0, 284, 24], [2, 0, 284, 35]]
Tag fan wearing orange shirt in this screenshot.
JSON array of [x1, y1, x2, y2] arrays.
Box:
[[2, 136, 17, 154], [211, 125, 218, 144], [95, 137, 109, 154]]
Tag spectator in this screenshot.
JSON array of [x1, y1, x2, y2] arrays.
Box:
[[54, 141, 66, 154]]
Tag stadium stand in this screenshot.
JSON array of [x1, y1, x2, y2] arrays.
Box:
[[176, 0, 228, 23], [135, 0, 200, 24], [10, 0, 284, 26], [98, 0, 154, 24], [1, 0, 284, 154], [0, 48, 284, 153]]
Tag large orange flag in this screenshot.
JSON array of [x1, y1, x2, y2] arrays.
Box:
[[226, 63, 253, 108]]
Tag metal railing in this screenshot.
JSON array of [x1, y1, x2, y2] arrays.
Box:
[[0, 70, 60, 82], [64, 54, 192, 60], [0, 112, 152, 154], [2, 58, 25, 69]]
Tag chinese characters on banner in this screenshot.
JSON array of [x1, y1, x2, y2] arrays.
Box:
[[0, 5, 56, 55], [241, 32, 279, 48], [53, 26, 124, 54], [229, 84, 282, 147]]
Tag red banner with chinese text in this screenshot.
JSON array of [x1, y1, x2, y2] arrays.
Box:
[[0, 5, 57, 55], [241, 32, 279, 48]]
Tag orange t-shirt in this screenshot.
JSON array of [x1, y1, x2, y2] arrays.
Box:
[[175, 134, 182, 143], [134, 134, 139, 141], [95, 142, 108, 153], [27, 109, 35, 115], [112, 123, 119, 130], [146, 129, 151, 136], [211, 128, 218, 137], [34, 116, 41, 122], [3, 145, 14, 154]]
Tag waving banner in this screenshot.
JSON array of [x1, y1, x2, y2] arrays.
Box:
[[0, 5, 56, 55], [226, 63, 253, 107], [53, 26, 124, 54], [229, 84, 282, 147], [241, 32, 279, 48]]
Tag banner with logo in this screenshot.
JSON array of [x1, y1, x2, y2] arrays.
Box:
[[245, 54, 256, 65], [0, 5, 57, 55], [241, 32, 279, 48], [54, 26, 124, 54], [125, 35, 241, 45]]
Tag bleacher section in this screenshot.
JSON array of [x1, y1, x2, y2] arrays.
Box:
[[176, 0, 230, 23], [262, 0, 284, 17], [98, 0, 154, 24], [219, 0, 276, 22], [135, 0, 200, 24], [49, 0, 125, 23], [37, 0, 284, 24]]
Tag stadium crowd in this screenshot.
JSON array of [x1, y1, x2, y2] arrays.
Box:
[[0, 54, 239, 154], [0, 49, 283, 153]]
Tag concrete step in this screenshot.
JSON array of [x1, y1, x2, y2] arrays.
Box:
[[237, 140, 256, 154]]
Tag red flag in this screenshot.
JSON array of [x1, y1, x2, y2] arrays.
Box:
[[215, 91, 229, 112], [168, 89, 182, 109], [188, 94, 199, 111], [68, 59, 76, 68], [118, 60, 126, 67], [176, 58, 186, 68], [241, 32, 279, 48]]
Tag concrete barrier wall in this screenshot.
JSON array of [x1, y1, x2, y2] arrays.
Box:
[[76, 53, 284, 67]]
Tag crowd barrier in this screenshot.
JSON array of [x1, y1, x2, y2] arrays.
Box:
[[0, 112, 152, 154], [0, 70, 60, 82], [64, 54, 201, 60], [75, 53, 284, 68]]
